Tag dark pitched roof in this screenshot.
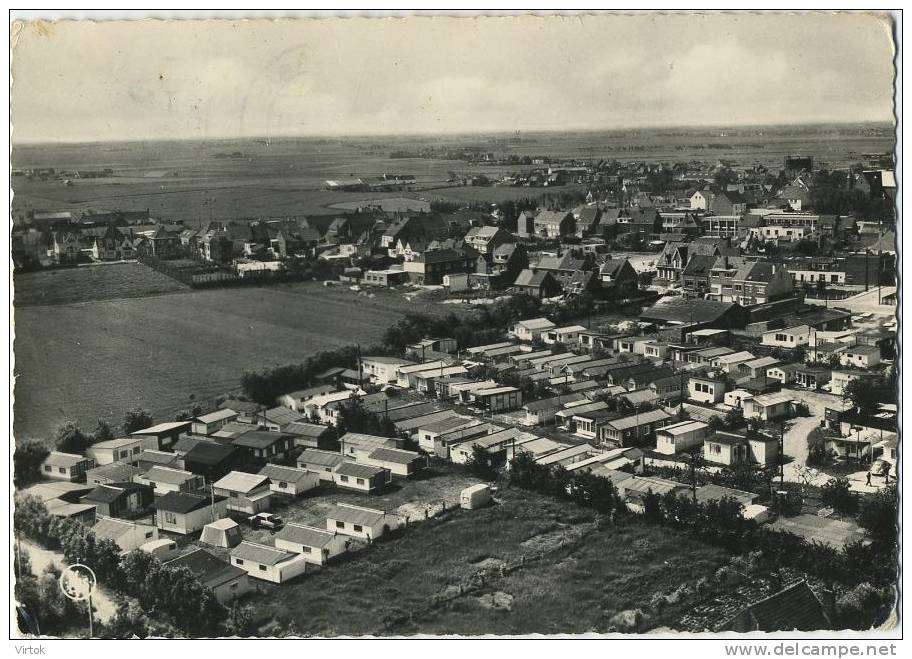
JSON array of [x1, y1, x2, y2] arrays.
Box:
[[166, 549, 246, 588], [182, 441, 239, 466], [155, 491, 224, 514]]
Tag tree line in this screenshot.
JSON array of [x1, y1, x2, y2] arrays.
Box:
[[14, 494, 256, 638]]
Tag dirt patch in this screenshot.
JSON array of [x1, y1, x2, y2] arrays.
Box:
[[520, 523, 593, 554], [477, 591, 514, 611]]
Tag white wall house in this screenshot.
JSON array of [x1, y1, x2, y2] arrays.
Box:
[[230, 541, 308, 584], [275, 523, 350, 565], [86, 438, 144, 466], [510, 318, 556, 342], [41, 452, 95, 482], [688, 376, 726, 404], [761, 325, 810, 349], [654, 420, 710, 455], [325, 503, 401, 541], [838, 345, 881, 369]]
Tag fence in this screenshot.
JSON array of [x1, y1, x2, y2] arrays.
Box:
[[138, 254, 309, 290]]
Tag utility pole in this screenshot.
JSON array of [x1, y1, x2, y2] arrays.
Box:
[[778, 421, 785, 488], [87, 593, 94, 639]]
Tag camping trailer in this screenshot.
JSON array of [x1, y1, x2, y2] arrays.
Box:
[[460, 484, 492, 509]]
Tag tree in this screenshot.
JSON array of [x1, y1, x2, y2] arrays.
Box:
[[843, 377, 887, 417], [13, 440, 49, 486], [224, 603, 257, 637], [820, 477, 858, 515], [54, 421, 89, 454], [122, 408, 153, 434], [91, 418, 115, 444], [858, 484, 897, 547], [464, 445, 497, 481]]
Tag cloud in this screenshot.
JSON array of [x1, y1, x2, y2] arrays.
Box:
[[10, 13, 896, 142]]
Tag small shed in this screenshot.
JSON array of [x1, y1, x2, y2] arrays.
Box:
[[200, 517, 243, 548]]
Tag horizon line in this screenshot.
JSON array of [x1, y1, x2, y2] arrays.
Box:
[[12, 120, 897, 147]]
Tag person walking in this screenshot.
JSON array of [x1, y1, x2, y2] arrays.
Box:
[[866, 471, 872, 487]]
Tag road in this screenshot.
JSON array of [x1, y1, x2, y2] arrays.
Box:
[[19, 539, 118, 625]]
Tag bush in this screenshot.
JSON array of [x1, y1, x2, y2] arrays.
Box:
[[820, 477, 858, 515], [13, 440, 49, 487]]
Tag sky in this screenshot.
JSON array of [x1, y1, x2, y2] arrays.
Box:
[[10, 13, 897, 143]]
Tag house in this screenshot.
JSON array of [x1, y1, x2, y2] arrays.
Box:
[[86, 437, 144, 466], [80, 482, 153, 518], [282, 422, 332, 449], [680, 254, 719, 298], [829, 369, 876, 396], [258, 463, 320, 497], [334, 462, 392, 493], [743, 392, 794, 422], [515, 210, 537, 237], [724, 389, 754, 409], [766, 363, 799, 385], [622, 476, 690, 513], [719, 581, 831, 632], [512, 269, 563, 299], [402, 246, 478, 285], [571, 409, 618, 440], [511, 318, 557, 341], [838, 344, 881, 369], [654, 420, 711, 455], [362, 268, 410, 288], [180, 441, 248, 482], [690, 189, 714, 210], [704, 432, 750, 466], [135, 449, 181, 472], [533, 210, 575, 238], [85, 461, 140, 486], [41, 452, 95, 482], [522, 393, 589, 426], [361, 356, 417, 384], [258, 407, 307, 432], [297, 449, 348, 481], [165, 549, 252, 604], [130, 421, 192, 451], [191, 409, 239, 435], [134, 466, 205, 496], [154, 491, 228, 535], [463, 225, 512, 255], [543, 325, 588, 346], [275, 523, 350, 565], [688, 375, 727, 404], [231, 430, 295, 463], [395, 361, 449, 389], [599, 408, 672, 448], [708, 257, 793, 306], [219, 400, 263, 424], [598, 258, 639, 297], [359, 447, 429, 478], [305, 390, 358, 424], [212, 471, 273, 515], [338, 432, 403, 459], [761, 325, 811, 349], [230, 542, 308, 584], [325, 503, 401, 541], [710, 190, 747, 216], [92, 516, 158, 553], [449, 427, 536, 465], [739, 356, 782, 380], [714, 350, 756, 373], [470, 386, 523, 412]]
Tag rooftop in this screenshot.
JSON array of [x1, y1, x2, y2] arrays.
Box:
[[276, 523, 339, 549], [231, 541, 295, 566], [165, 548, 246, 588], [335, 462, 389, 480], [213, 471, 270, 493]]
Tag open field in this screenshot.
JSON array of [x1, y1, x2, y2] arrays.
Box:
[[13, 279, 460, 442], [245, 486, 728, 636], [14, 262, 189, 306], [12, 126, 892, 224]]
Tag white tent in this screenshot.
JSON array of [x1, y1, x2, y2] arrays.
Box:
[[200, 518, 242, 548]]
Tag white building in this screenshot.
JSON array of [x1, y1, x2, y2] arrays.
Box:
[[761, 325, 810, 349], [654, 420, 711, 455], [86, 437, 144, 466], [230, 541, 308, 584], [325, 503, 401, 541], [275, 523, 350, 565], [510, 318, 556, 342]]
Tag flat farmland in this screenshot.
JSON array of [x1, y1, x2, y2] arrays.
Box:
[[14, 262, 188, 306], [12, 280, 445, 443]]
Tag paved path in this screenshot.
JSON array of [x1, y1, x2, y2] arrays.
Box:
[[19, 539, 118, 624]]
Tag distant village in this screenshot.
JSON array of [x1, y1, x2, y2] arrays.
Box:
[[13, 151, 898, 635]]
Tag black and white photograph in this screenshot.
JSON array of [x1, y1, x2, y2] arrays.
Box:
[[7, 8, 901, 643]]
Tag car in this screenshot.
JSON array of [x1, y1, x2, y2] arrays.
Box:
[[248, 512, 284, 531]]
